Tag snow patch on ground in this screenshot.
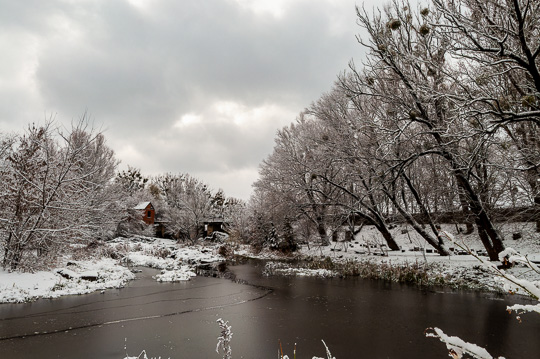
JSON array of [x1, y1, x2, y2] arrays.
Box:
[[264, 261, 336, 278], [0, 237, 225, 303], [154, 265, 197, 282], [0, 258, 135, 303]]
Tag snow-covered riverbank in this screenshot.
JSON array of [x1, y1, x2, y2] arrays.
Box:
[[0, 237, 225, 303], [2, 222, 539, 303], [238, 223, 540, 294]]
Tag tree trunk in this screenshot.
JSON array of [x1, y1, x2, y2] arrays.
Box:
[[534, 195, 540, 233], [531, 177, 540, 233], [380, 226, 400, 251], [402, 172, 449, 250], [317, 220, 329, 246], [382, 185, 450, 256], [366, 211, 400, 251], [2, 233, 12, 270], [455, 173, 505, 260], [457, 190, 475, 235], [354, 208, 400, 251]]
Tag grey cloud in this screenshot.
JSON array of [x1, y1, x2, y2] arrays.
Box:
[[36, 0, 362, 118], [2, 0, 370, 199]]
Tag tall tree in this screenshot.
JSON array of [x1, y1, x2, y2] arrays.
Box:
[[433, 0, 540, 231], [253, 118, 346, 247], [344, 0, 505, 259], [0, 121, 119, 271], [152, 173, 214, 241]]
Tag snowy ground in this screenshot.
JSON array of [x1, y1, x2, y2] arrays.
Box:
[[0, 237, 224, 303]]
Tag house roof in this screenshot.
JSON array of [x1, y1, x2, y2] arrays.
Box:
[[203, 217, 226, 223], [134, 201, 152, 210]]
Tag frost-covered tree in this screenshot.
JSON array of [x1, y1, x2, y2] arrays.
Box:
[[116, 166, 148, 194], [248, 185, 298, 252], [152, 173, 214, 241], [305, 88, 402, 251], [308, 84, 451, 254], [220, 197, 249, 242], [341, 0, 507, 259], [0, 120, 119, 271], [433, 0, 540, 232], [253, 117, 348, 247]]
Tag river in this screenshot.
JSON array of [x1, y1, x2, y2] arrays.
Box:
[[0, 260, 539, 358]]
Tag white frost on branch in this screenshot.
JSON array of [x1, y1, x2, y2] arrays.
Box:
[[425, 327, 505, 359], [312, 340, 336, 359], [498, 248, 540, 274], [486, 247, 540, 300], [507, 303, 540, 318]]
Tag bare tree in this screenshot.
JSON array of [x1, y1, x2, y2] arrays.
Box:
[[306, 88, 402, 251], [152, 173, 214, 241], [342, 0, 506, 259], [0, 120, 119, 271], [253, 118, 347, 247], [433, 0, 540, 231]]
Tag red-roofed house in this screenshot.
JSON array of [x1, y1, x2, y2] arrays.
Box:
[[134, 201, 155, 225]]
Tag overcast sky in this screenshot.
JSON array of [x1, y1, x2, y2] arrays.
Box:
[[0, 0, 381, 201]]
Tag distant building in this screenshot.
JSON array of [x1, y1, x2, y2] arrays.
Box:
[[203, 217, 229, 238], [133, 201, 155, 225]]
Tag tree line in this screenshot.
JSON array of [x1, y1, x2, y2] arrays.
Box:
[[250, 0, 540, 260], [0, 120, 246, 271]]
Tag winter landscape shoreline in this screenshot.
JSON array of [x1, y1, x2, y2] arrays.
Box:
[[2, 223, 539, 305]]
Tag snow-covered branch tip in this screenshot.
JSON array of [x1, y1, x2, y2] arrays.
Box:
[[216, 318, 233, 359], [312, 340, 336, 359], [425, 327, 505, 359], [497, 248, 540, 275]]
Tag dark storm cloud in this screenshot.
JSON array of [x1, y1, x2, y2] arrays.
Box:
[[1, 0, 369, 199]]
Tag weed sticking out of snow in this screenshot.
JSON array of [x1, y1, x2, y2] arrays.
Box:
[[124, 337, 170, 359], [216, 318, 233, 359]]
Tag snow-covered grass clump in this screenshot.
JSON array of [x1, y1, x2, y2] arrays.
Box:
[[125, 252, 176, 269], [116, 238, 223, 269], [264, 261, 336, 278], [155, 265, 197, 282]]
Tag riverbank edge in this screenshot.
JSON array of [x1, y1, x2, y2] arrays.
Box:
[[232, 250, 517, 296]]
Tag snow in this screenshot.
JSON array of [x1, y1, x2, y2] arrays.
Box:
[[0, 258, 135, 303], [155, 266, 197, 282], [0, 237, 225, 303], [426, 327, 505, 359], [133, 201, 151, 210], [264, 261, 336, 278], [1, 222, 539, 304]]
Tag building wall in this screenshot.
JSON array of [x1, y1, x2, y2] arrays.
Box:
[[142, 204, 155, 225]]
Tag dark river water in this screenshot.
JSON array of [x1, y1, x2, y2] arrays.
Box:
[[1, 260, 539, 359]]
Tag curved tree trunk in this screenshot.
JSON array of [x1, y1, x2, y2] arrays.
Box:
[[382, 184, 450, 256], [356, 211, 400, 251], [454, 173, 505, 261]]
